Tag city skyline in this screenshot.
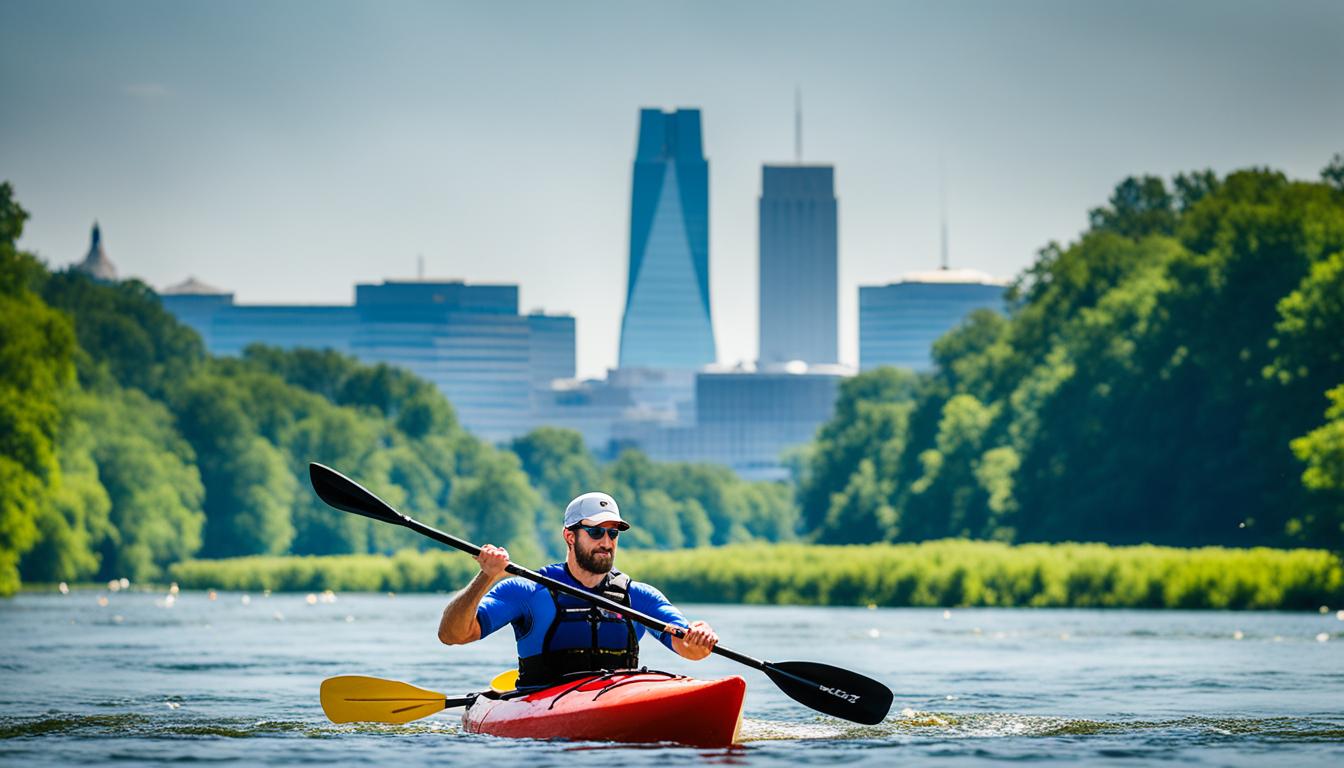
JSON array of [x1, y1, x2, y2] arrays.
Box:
[[3, 0, 1341, 378]]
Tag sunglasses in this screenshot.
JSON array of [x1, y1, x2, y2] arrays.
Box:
[[573, 525, 620, 541]]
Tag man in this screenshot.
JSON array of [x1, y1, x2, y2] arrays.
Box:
[[438, 491, 719, 687]]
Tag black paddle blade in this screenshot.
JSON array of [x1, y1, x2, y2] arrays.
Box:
[[309, 463, 405, 525], [763, 660, 893, 725]]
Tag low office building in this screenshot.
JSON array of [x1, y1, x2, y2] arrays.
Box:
[[530, 366, 694, 452], [613, 364, 847, 480], [859, 268, 1008, 372], [161, 278, 574, 443]]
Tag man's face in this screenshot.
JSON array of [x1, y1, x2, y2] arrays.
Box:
[[567, 521, 619, 574]]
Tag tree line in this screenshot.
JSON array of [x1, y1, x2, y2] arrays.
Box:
[[798, 162, 1344, 551], [0, 181, 794, 594]]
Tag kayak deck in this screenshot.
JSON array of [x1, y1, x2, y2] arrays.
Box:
[[463, 670, 747, 747]]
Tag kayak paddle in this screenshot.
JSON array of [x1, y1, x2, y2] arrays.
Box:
[[309, 462, 895, 725], [490, 669, 520, 692], [320, 675, 477, 724]]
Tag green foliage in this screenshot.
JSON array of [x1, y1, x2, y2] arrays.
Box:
[[1289, 386, 1344, 543], [241, 345, 458, 438], [171, 374, 297, 557], [820, 459, 894, 544], [1267, 251, 1344, 389], [511, 427, 599, 512], [21, 412, 111, 582], [622, 541, 1343, 610], [511, 427, 599, 555], [1323, 153, 1344, 193], [169, 549, 478, 593], [805, 167, 1344, 551], [77, 388, 205, 580], [0, 181, 543, 592], [798, 367, 919, 536], [168, 541, 1344, 610], [603, 449, 795, 547], [0, 185, 77, 594], [509, 430, 797, 552], [40, 271, 204, 396], [1293, 386, 1344, 493], [1089, 175, 1178, 238], [449, 449, 544, 565]]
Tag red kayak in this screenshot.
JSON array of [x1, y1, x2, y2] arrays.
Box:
[[462, 670, 747, 747]]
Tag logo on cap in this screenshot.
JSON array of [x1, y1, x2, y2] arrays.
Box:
[[599, 501, 608, 507]]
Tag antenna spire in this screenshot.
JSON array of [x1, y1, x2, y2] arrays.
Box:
[[794, 85, 802, 164], [939, 158, 949, 271]]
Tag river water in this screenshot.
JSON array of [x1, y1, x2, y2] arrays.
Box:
[[2, 590, 1342, 765]]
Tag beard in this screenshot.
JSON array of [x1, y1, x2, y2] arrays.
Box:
[[574, 539, 614, 574]]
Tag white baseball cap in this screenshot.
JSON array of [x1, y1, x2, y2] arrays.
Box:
[[563, 492, 630, 530]]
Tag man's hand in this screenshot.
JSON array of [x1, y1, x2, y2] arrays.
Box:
[[440, 544, 510, 645], [476, 544, 510, 580], [671, 620, 718, 661]]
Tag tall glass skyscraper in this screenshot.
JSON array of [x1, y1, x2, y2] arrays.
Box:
[[618, 108, 716, 370], [758, 165, 838, 364]]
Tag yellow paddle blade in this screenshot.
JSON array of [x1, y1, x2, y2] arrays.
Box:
[[489, 669, 519, 693], [321, 675, 448, 724]]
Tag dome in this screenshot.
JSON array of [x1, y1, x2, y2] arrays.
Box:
[[75, 222, 118, 281], [162, 276, 229, 295]]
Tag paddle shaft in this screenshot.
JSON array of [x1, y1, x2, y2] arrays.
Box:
[[391, 512, 769, 671]]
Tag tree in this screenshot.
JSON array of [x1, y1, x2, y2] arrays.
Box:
[[794, 166, 1344, 550], [1173, 170, 1220, 212], [20, 410, 111, 583], [511, 427, 599, 511], [1288, 385, 1344, 548], [40, 272, 204, 396], [902, 394, 999, 540], [78, 388, 205, 580], [284, 404, 406, 555], [729, 480, 797, 541], [0, 184, 77, 594], [620, 489, 686, 550], [449, 450, 544, 565], [1267, 251, 1344, 391], [797, 368, 919, 533], [171, 375, 296, 557], [818, 459, 895, 544], [1088, 175, 1176, 238], [1323, 153, 1344, 193]]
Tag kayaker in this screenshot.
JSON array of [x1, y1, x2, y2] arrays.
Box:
[[437, 491, 719, 687]]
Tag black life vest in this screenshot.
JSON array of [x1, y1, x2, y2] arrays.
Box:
[[516, 569, 639, 688]]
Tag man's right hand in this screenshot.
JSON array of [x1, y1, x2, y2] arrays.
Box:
[[476, 544, 510, 579], [441, 544, 510, 645]]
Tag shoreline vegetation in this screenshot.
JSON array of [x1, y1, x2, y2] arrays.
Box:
[[165, 540, 1344, 610]]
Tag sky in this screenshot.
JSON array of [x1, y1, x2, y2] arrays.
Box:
[[2, 0, 1341, 378]]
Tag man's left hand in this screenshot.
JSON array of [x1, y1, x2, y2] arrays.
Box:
[[672, 620, 718, 661]]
